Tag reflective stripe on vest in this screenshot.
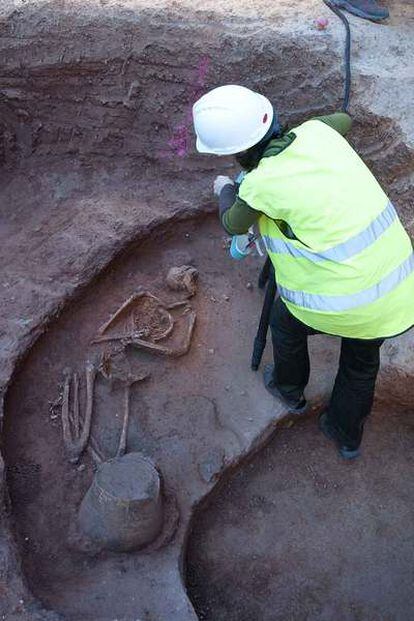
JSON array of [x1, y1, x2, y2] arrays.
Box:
[[262, 200, 397, 263], [278, 252, 414, 312]]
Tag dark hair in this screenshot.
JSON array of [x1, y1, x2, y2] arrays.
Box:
[[235, 116, 283, 172]]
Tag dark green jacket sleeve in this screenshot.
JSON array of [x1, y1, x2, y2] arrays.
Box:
[[221, 196, 259, 235], [315, 112, 352, 136]]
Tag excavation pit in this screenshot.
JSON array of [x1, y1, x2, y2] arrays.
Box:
[[186, 405, 414, 621], [3, 215, 284, 619], [3, 214, 414, 620], [0, 1, 413, 619]]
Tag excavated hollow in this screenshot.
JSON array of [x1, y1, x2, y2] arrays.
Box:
[[2, 214, 271, 618], [1, 3, 414, 620], [4, 212, 414, 620], [186, 404, 414, 621]]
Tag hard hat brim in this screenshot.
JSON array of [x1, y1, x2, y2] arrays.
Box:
[[195, 95, 274, 156], [196, 136, 218, 154]]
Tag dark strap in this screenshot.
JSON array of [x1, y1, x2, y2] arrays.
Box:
[[323, 1, 352, 112], [251, 261, 277, 371]]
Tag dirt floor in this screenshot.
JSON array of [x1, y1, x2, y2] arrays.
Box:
[[186, 406, 414, 621], [0, 0, 413, 619], [3, 215, 281, 619]]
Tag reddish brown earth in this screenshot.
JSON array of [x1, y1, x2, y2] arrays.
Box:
[[0, 0, 413, 619], [4, 213, 414, 620], [187, 406, 414, 621], [3, 216, 283, 619]]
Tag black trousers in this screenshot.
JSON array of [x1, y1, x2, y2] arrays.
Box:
[[269, 297, 384, 450]]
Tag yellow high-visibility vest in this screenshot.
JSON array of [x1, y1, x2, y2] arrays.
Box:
[[239, 120, 414, 338]]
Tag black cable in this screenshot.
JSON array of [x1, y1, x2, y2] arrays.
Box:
[[323, 0, 352, 112]]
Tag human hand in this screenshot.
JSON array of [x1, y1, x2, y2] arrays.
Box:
[[213, 175, 234, 196]]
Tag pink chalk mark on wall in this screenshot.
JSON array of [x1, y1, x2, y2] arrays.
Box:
[[160, 55, 211, 160], [167, 124, 189, 158]]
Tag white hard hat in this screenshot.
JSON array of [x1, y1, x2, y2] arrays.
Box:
[[193, 85, 274, 155]]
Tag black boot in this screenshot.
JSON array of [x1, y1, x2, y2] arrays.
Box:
[[330, 0, 389, 21], [263, 365, 307, 413], [319, 412, 360, 460]]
